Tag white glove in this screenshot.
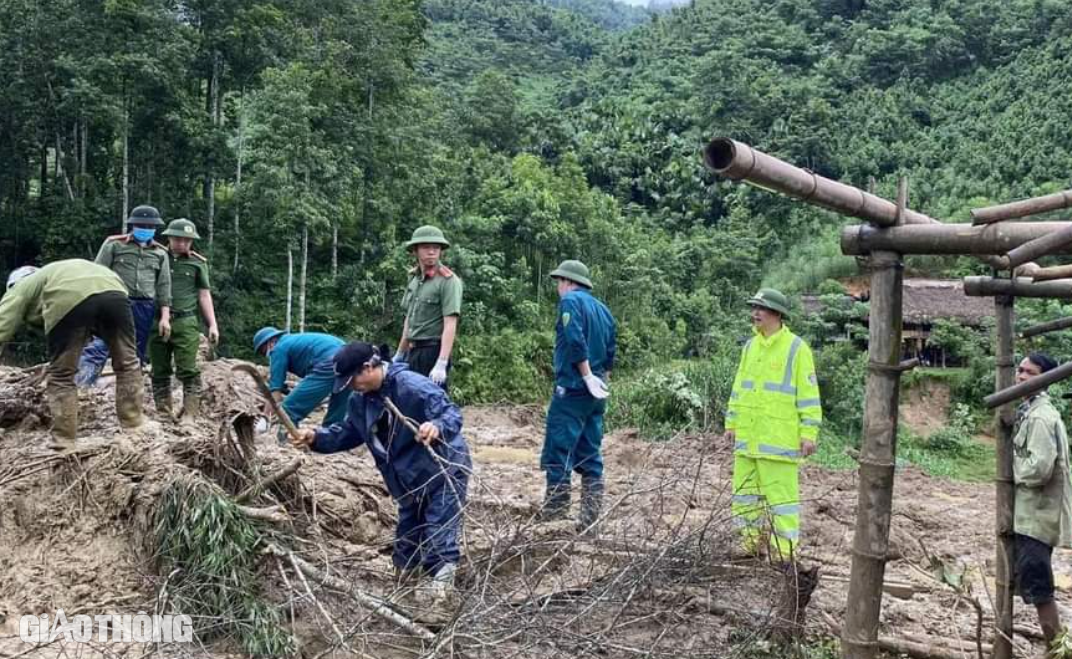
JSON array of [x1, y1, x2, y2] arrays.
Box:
[[392, 350, 408, 363], [430, 358, 449, 385], [583, 374, 610, 400]]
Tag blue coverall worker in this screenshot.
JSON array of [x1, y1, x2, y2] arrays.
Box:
[[291, 342, 471, 593], [540, 260, 617, 532], [253, 328, 350, 428]]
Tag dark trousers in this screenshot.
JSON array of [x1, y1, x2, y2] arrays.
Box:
[[76, 297, 155, 385], [405, 340, 450, 388], [48, 292, 139, 395], [394, 470, 468, 574], [541, 388, 606, 486]]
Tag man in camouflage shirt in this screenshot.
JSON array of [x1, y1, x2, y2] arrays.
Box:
[[149, 219, 218, 419], [77, 204, 171, 386]]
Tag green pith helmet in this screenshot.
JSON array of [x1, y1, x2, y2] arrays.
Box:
[[162, 218, 201, 240], [405, 225, 451, 250], [747, 288, 791, 317], [128, 205, 165, 227], [549, 260, 593, 289]]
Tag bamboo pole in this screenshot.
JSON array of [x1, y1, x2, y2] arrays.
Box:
[[1020, 316, 1072, 339], [1030, 264, 1072, 282], [702, 138, 938, 227], [1001, 224, 1072, 269], [842, 222, 1072, 256], [963, 276, 1072, 299], [992, 296, 1015, 659], [841, 251, 904, 659], [971, 189, 1072, 225], [984, 359, 1072, 409]]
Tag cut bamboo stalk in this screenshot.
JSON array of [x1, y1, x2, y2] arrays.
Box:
[[1030, 264, 1072, 282], [964, 277, 1072, 299], [703, 138, 938, 227], [984, 359, 1072, 409], [842, 250, 903, 659], [842, 222, 1072, 256], [972, 189, 1072, 225], [1002, 223, 1072, 269], [1020, 316, 1072, 339]]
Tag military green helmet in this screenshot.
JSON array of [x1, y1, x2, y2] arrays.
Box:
[[747, 288, 791, 317], [162, 218, 201, 240], [405, 225, 451, 250], [550, 259, 593, 289], [128, 204, 165, 227]]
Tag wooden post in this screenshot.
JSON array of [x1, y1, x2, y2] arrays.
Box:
[[841, 250, 904, 659], [972, 189, 1072, 225], [993, 295, 1015, 659]]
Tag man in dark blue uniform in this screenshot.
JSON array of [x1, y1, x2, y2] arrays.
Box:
[[541, 260, 617, 532], [292, 341, 471, 595]]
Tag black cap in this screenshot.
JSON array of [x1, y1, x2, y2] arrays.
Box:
[[332, 342, 388, 393]]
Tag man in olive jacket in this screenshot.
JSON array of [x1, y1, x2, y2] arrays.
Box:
[[1011, 352, 1072, 652], [0, 260, 144, 445]]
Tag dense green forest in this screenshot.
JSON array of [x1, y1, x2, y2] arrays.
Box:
[[4, 0, 1072, 456]]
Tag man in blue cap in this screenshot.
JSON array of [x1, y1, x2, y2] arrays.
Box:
[[291, 341, 471, 596], [541, 259, 616, 533], [252, 327, 349, 430]]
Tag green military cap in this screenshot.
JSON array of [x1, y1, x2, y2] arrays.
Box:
[[129, 204, 165, 227], [549, 260, 593, 289], [162, 218, 201, 240], [747, 288, 791, 317], [406, 225, 451, 250]]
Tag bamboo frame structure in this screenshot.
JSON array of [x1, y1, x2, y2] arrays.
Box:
[[702, 137, 1072, 659]]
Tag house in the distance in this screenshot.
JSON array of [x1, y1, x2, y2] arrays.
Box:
[[803, 279, 992, 367]]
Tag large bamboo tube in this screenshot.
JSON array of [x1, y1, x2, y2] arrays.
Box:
[[1030, 264, 1072, 282], [842, 222, 1072, 256], [985, 359, 1072, 409], [971, 189, 1072, 225], [963, 276, 1072, 299], [1021, 316, 1072, 338], [841, 251, 903, 659], [702, 139, 938, 227], [1003, 224, 1072, 269], [993, 297, 1015, 659]]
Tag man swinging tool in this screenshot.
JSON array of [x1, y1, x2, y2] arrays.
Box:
[[290, 341, 471, 597]]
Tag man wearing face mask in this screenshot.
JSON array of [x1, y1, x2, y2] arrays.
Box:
[[76, 205, 172, 387], [148, 219, 218, 420]]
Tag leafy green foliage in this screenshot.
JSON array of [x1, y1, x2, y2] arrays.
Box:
[[155, 478, 294, 656]]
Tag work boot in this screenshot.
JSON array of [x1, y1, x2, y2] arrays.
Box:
[[152, 381, 173, 419], [115, 372, 145, 429], [538, 482, 571, 521], [429, 562, 457, 599], [47, 389, 79, 449], [181, 379, 201, 420], [577, 477, 604, 534]]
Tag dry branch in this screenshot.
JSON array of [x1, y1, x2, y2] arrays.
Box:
[[236, 456, 303, 503]]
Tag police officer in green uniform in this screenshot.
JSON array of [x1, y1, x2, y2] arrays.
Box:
[[394, 226, 463, 388], [149, 219, 218, 419], [77, 204, 172, 386]]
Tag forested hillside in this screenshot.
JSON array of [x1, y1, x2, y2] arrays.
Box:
[[4, 0, 1072, 416]]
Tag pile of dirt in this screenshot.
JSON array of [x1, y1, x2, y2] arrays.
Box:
[[0, 358, 1064, 658]]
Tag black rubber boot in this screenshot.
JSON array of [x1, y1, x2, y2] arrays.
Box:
[[577, 477, 604, 533], [538, 482, 571, 521]]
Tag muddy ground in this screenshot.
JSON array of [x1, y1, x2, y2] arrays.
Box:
[[0, 358, 1065, 658]]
